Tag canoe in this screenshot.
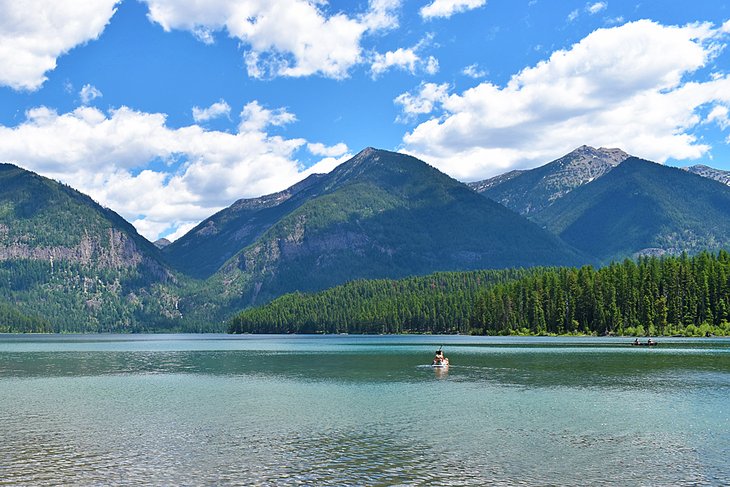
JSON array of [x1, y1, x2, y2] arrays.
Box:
[[631, 342, 658, 346]]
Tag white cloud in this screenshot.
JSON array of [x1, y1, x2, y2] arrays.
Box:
[[79, 84, 103, 105], [587, 2, 607, 15], [371, 48, 421, 76], [401, 20, 730, 181], [424, 56, 439, 75], [192, 100, 231, 123], [239, 101, 296, 132], [143, 0, 400, 79], [361, 0, 402, 30], [706, 105, 730, 129], [371, 35, 439, 77], [0, 0, 119, 91], [394, 82, 450, 121], [567, 9, 579, 22], [307, 142, 349, 157], [420, 0, 487, 20], [301, 152, 354, 177], [462, 63, 486, 78], [0, 103, 349, 241]]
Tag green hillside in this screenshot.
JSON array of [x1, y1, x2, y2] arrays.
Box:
[[535, 157, 730, 263], [0, 299, 52, 333], [0, 164, 183, 332], [163, 174, 326, 278], [202, 148, 584, 310]]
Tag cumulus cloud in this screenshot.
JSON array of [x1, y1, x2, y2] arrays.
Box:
[[394, 82, 450, 121], [371, 35, 439, 77], [79, 84, 103, 105], [307, 142, 349, 157], [0, 103, 349, 241], [0, 0, 119, 91], [239, 101, 296, 132], [192, 100, 231, 123], [420, 0, 487, 20], [142, 0, 400, 79], [400, 20, 730, 181]]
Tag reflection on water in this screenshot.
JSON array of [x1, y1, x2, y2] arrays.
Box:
[[0, 335, 728, 486]]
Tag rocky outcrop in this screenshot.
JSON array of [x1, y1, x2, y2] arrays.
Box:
[[684, 165, 730, 186], [470, 145, 631, 216]]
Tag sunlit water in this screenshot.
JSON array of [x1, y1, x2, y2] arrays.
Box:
[[0, 334, 728, 486]]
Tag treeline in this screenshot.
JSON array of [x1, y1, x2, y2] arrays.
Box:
[[228, 268, 540, 334], [229, 252, 730, 336], [0, 300, 53, 333]]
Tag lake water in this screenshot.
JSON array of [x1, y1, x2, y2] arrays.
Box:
[[0, 334, 728, 486]]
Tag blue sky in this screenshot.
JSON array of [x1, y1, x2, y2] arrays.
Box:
[[1, 0, 729, 241]]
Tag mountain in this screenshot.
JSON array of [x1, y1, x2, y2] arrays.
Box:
[[469, 145, 630, 215], [534, 157, 730, 262], [684, 164, 730, 186], [186, 148, 584, 308], [163, 173, 325, 278], [0, 163, 181, 331], [468, 169, 524, 193]]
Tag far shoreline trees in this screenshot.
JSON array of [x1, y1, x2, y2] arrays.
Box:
[[229, 251, 730, 337]]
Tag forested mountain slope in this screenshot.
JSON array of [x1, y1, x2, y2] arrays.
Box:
[[534, 157, 730, 263], [201, 148, 584, 310], [0, 164, 181, 331]]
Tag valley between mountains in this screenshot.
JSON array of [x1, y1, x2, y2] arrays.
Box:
[[3, 146, 730, 333]]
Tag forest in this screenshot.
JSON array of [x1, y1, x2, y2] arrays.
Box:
[[229, 251, 730, 336], [0, 300, 52, 333]]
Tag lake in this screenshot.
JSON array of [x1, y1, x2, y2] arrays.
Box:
[[0, 334, 728, 486]]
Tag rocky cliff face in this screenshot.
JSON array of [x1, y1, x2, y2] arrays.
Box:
[[0, 163, 178, 331]]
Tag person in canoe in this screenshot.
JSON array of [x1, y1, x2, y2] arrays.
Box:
[[432, 348, 449, 367]]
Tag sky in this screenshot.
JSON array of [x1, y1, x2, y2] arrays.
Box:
[[1, 0, 729, 242]]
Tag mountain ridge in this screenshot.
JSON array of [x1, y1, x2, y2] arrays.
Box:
[[534, 156, 730, 262], [195, 148, 584, 308], [468, 145, 631, 215]]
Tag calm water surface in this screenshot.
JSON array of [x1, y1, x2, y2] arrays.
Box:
[[0, 334, 728, 486]]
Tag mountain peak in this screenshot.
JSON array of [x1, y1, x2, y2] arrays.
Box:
[[325, 147, 436, 191], [566, 145, 629, 165], [470, 145, 631, 215]]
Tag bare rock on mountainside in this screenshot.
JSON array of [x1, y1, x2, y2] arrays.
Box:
[[684, 164, 730, 186], [468, 145, 630, 215]]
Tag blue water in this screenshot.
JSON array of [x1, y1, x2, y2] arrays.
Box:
[[0, 334, 728, 485]]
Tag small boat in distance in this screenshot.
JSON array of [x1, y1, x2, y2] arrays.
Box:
[[432, 347, 449, 367], [631, 338, 658, 346]]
